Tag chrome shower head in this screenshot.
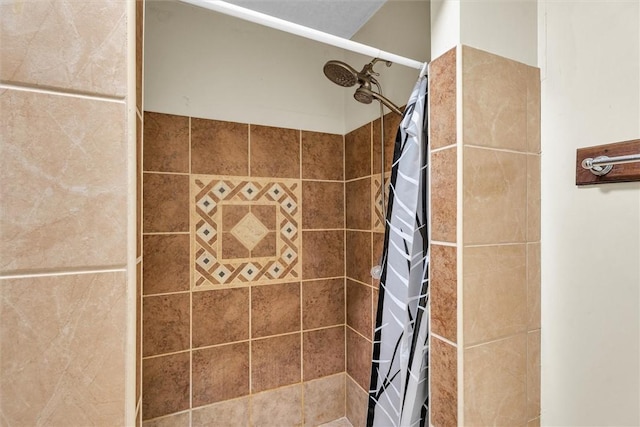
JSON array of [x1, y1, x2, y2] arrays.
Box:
[[323, 60, 358, 87]]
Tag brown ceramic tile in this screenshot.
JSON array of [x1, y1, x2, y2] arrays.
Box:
[[143, 234, 190, 295], [302, 230, 344, 279], [251, 232, 277, 258], [346, 328, 372, 390], [463, 147, 527, 244], [251, 333, 301, 392], [304, 374, 346, 426], [137, 114, 142, 259], [527, 330, 541, 420], [346, 375, 368, 427], [431, 147, 457, 243], [431, 244, 457, 342], [345, 177, 371, 230], [142, 412, 190, 427], [136, 263, 141, 403], [143, 112, 189, 173], [222, 204, 250, 231], [464, 244, 527, 345], [429, 48, 457, 150], [191, 118, 248, 175], [345, 123, 371, 180], [347, 280, 372, 337], [142, 294, 190, 357], [526, 66, 541, 154], [192, 397, 249, 426], [464, 334, 527, 426], [143, 173, 189, 233], [527, 154, 541, 242], [302, 278, 345, 329], [431, 337, 457, 427], [221, 232, 251, 259], [192, 342, 250, 406], [302, 131, 344, 181], [371, 288, 379, 337], [142, 352, 190, 420], [251, 385, 302, 427], [250, 125, 300, 178], [463, 46, 528, 152], [371, 233, 385, 287], [0, 90, 127, 273], [346, 231, 372, 285], [252, 282, 300, 338], [302, 181, 344, 229], [251, 205, 277, 230], [0, 1, 127, 96], [303, 326, 345, 381], [192, 288, 249, 347], [373, 111, 403, 173], [527, 243, 541, 330]]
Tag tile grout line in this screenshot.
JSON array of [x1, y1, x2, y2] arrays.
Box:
[[188, 115, 193, 423], [0, 81, 126, 103], [0, 266, 127, 280]]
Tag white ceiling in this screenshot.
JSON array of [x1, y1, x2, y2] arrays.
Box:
[[224, 0, 387, 38]]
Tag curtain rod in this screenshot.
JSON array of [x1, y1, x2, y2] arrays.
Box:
[[178, 0, 427, 72]]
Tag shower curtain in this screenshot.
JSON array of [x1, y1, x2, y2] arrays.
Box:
[[367, 71, 429, 427]]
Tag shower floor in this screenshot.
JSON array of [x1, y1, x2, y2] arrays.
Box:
[[319, 417, 353, 427]]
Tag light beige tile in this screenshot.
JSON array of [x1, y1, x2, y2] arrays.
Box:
[[0, 89, 127, 273], [527, 243, 541, 330], [318, 417, 353, 427], [526, 66, 541, 154], [0, 272, 126, 426], [463, 147, 527, 245], [464, 334, 527, 426], [142, 411, 190, 427], [527, 154, 541, 242], [251, 384, 302, 427], [464, 245, 527, 345], [463, 46, 528, 152], [346, 376, 367, 427], [0, 0, 127, 96], [192, 397, 250, 426], [304, 374, 346, 426], [527, 417, 540, 427], [527, 330, 541, 420]]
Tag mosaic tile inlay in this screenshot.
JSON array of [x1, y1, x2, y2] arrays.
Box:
[[372, 172, 391, 232], [192, 175, 301, 288]]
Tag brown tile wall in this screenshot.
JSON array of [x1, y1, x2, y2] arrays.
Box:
[[1, 0, 135, 425], [141, 113, 347, 425]]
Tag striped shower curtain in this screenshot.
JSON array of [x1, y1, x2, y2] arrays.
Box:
[[367, 71, 429, 427]]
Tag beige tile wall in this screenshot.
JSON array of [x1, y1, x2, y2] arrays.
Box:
[[0, 0, 136, 425]]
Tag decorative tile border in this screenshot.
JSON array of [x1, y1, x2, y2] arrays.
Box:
[[372, 172, 391, 232], [191, 175, 301, 289]]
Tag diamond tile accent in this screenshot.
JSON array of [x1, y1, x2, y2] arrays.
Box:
[[372, 172, 391, 232], [192, 176, 301, 288]]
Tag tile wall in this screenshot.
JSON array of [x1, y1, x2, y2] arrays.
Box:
[[0, 0, 135, 425], [429, 46, 541, 426], [141, 113, 348, 425]]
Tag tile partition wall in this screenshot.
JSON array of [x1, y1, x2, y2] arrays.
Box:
[[141, 113, 348, 425], [0, 0, 136, 425], [429, 46, 541, 426]]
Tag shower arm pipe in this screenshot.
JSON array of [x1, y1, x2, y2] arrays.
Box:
[[179, 0, 427, 72]]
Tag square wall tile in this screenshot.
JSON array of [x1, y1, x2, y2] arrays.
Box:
[[0, 273, 126, 426], [192, 397, 249, 426], [143, 173, 190, 233], [304, 374, 346, 426], [1, 89, 127, 273], [302, 181, 344, 229], [347, 280, 372, 337], [431, 337, 457, 427], [251, 333, 301, 392], [0, 1, 127, 96], [346, 328, 372, 390], [346, 375, 368, 427], [527, 243, 541, 330], [463, 46, 528, 152], [192, 288, 249, 347], [302, 278, 345, 329], [143, 112, 189, 173], [527, 330, 541, 420], [526, 66, 541, 154], [431, 147, 457, 243], [303, 326, 345, 381], [463, 147, 527, 245], [527, 154, 541, 242], [142, 352, 190, 420], [136, 263, 142, 403], [346, 177, 371, 231], [464, 334, 527, 426], [302, 131, 344, 181], [143, 234, 190, 295], [346, 231, 372, 285], [191, 118, 248, 176], [143, 294, 190, 357], [429, 47, 457, 151], [252, 282, 301, 338], [345, 123, 371, 180], [373, 112, 402, 173], [250, 125, 300, 178], [137, 114, 143, 259], [192, 342, 250, 406], [302, 230, 344, 280], [430, 244, 457, 343], [251, 385, 302, 427], [463, 244, 527, 345]]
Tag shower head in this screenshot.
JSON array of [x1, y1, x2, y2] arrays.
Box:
[[354, 86, 403, 116], [323, 60, 359, 87]]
